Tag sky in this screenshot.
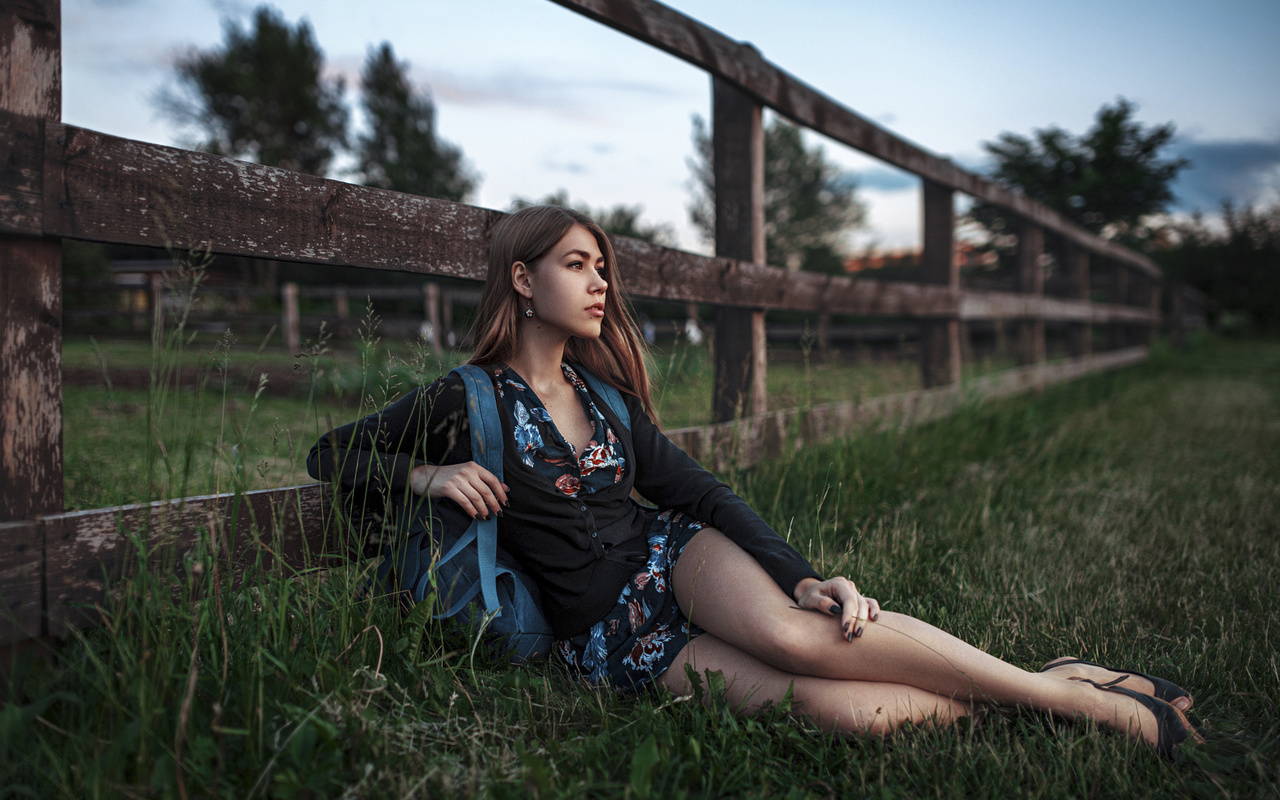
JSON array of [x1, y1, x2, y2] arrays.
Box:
[[62, 0, 1280, 254]]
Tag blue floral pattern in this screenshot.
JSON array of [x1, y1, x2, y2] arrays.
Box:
[[494, 364, 626, 495], [556, 510, 707, 692]]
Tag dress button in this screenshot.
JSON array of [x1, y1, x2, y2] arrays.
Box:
[[579, 505, 587, 511], [591, 531, 598, 538]]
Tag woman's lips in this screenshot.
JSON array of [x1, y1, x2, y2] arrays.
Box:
[[587, 303, 605, 318]]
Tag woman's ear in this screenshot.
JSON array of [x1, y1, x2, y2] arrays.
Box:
[[511, 261, 534, 299]]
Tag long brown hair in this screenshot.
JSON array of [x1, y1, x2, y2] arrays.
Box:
[[467, 205, 658, 422]]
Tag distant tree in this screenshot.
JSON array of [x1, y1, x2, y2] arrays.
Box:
[[1158, 200, 1280, 331], [974, 98, 1188, 249], [511, 190, 677, 246], [687, 115, 864, 273], [160, 5, 348, 176], [356, 43, 475, 201]]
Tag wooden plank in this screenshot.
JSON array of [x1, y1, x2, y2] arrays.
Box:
[[666, 347, 1151, 471], [0, 0, 60, 119], [0, 520, 43, 645], [919, 180, 959, 387], [1, 0, 62, 523], [546, 0, 1161, 279], [43, 484, 336, 635], [0, 236, 63, 520], [957, 291, 1155, 324], [39, 119, 499, 279], [6, 118, 1164, 322], [0, 113, 44, 234], [711, 76, 767, 421], [424, 282, 441, 346], [1015, 221, 1046, 367], [1064, 242, 1091, 357], [282, 281, 300, 352], [1109, 262, 1131, 349]]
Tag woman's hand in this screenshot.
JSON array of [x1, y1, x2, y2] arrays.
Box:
[[410, 462, 508, 519], [793, 576, 880, 642]]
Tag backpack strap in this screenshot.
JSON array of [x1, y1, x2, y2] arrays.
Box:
[[451, 364, 504, 616], [570, 362, 631, 431]]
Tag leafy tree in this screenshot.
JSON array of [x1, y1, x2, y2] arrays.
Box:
[[1158, 200, 1280, 331], [356, 43, 475, 201], [161, 5, 348, 176], [687, 115, 864, 273], [974, 98, 1187, 249], [511, 191, 676, 246]]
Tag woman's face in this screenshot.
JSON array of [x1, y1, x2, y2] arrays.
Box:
[[517, 224, 609, 341]]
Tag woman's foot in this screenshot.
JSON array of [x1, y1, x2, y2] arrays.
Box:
[[1080, 678, 1203, 757], [1042, 657, 1193, 712]]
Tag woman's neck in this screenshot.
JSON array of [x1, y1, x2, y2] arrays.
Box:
[[506, 334, 570, 396]]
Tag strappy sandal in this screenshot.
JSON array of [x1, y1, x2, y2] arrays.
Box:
[[1079, 678, 1201, 757], [1041, 657, 1193, 710]]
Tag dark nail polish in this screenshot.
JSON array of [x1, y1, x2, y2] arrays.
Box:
[[829, 604, 840, 615], [846, 631, 854, 643], [855, 626, 864, 637], [872, 613, 879, 621]]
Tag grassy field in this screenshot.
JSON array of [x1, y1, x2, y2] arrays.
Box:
[[6, 336, 1278, 798], [61, 334, 938, 508]]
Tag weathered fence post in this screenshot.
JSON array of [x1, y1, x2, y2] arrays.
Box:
[[1145, 275, 1161, 347], [711, 76, 767, 421], [424, 282, 441, 346], [1064, 242, 1091, 357], [1109, 261, 1129, 350], [282, 282, 300, 353], [335, 286, 350, 340], [149, 272, 164, 333], [0, 0, 61, 648], [920, 180, 959, 387], [1169, 284, 1187, 348], [441, 289, 454, 347], [1015, 220, 1046, 366]]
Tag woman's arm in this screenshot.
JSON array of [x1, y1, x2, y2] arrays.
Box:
[[306, 375, 469, 497], [625, 396, 822, 598]]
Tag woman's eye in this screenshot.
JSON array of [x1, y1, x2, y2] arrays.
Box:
[[596, 266, 607, 277], [567, 260, 583, 269]]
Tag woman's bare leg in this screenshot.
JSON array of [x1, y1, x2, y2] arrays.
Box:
[[656, 633, 973, 735], [672, 528, 1192, 748]]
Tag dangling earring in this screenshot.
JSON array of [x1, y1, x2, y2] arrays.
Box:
[[524, 302, 534, 319]]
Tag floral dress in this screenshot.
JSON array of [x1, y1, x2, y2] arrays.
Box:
[[494, 364, 706, 692]]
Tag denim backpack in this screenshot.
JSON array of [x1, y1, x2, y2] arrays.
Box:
[[377, 363, 630, 664]]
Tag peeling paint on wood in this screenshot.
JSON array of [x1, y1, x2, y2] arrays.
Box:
[[0, 236, 62, 520], [2, 119, 1163, 322], [0, 113, 44, 233], [0, 1, 60, 120], [0, 520, 43, 646], [42, 484, 337, 635]]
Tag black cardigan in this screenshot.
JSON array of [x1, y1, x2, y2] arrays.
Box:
[[307, 370, 820, 637]]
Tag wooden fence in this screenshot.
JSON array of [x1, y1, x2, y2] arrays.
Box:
[[0, 0, 1209, 649]]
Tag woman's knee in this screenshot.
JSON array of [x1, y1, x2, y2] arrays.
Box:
[[751, 611, 834, 674]]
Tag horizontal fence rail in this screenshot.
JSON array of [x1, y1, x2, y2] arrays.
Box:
[[0, 0, 1211, 649], [548, 0, 1162, 279], [1, 112, 1163, 324]]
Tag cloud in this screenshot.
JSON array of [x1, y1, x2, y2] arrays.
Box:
[[1171, 137, 1280, 210]]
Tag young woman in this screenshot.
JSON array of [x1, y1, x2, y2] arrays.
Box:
[[309, 205, 1198, 754]]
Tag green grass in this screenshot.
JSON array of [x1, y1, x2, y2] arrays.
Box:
[[7, 335, 1277, 798], [62, 337, 936, 508]]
